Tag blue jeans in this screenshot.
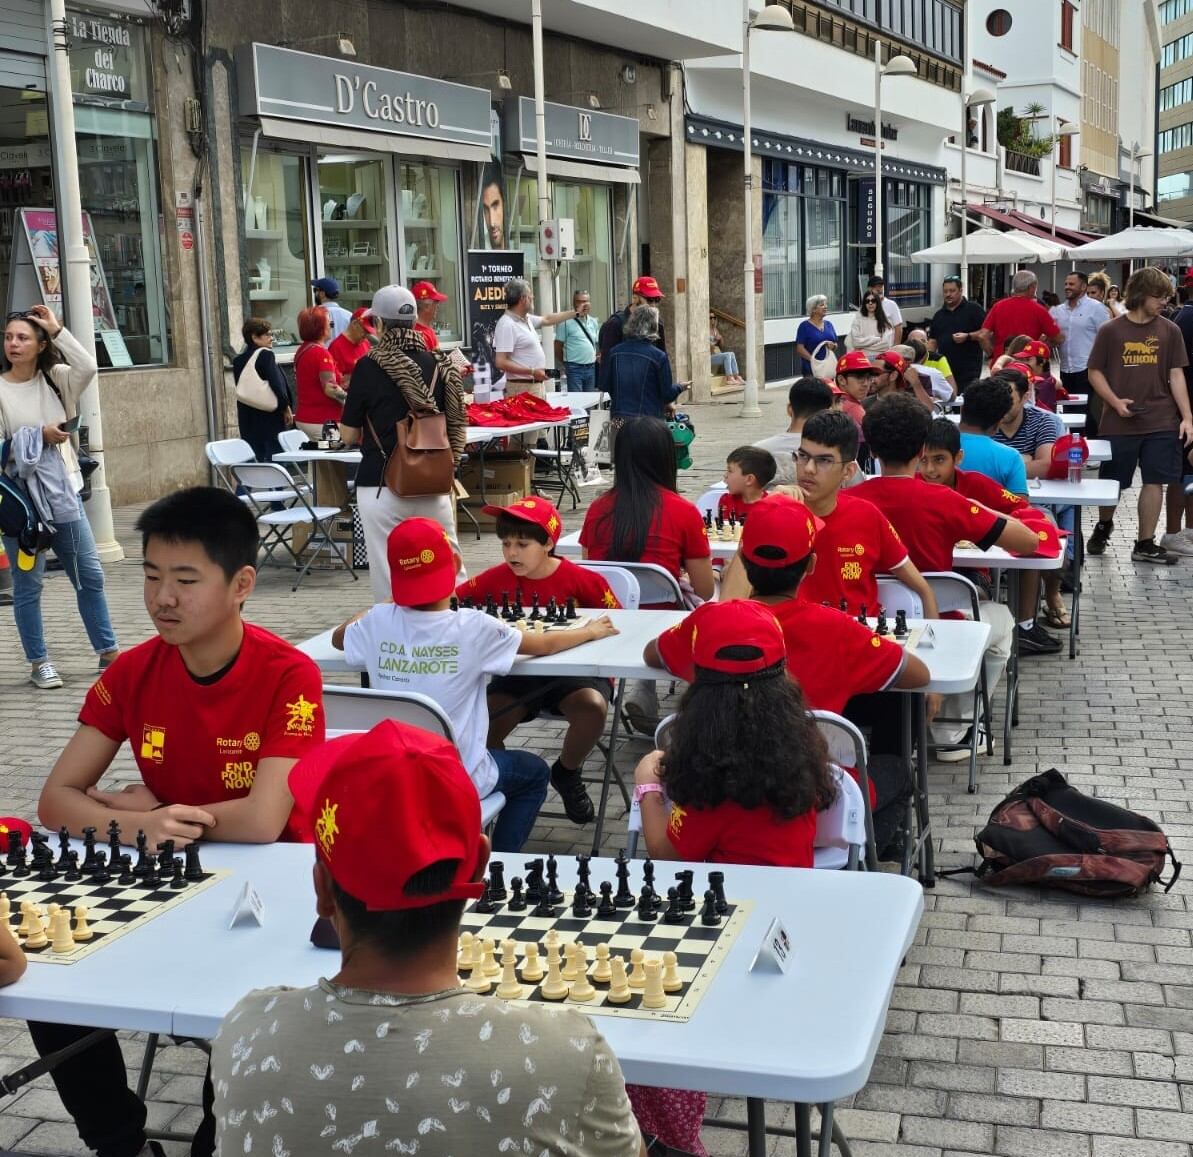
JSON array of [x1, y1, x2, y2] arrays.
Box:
[[489, 747, 550, 852], [564, 362, 596, 392], [711, 350, 739, 377], [3, 493, 118, 664]]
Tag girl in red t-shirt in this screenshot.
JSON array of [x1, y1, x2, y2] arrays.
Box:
[[628, 601, 836, 1155]]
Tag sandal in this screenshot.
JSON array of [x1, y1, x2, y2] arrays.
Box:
[[1042, 603, 1071, 629]]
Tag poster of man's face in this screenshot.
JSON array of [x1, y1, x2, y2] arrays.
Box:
[[480, 163, 506, 250]]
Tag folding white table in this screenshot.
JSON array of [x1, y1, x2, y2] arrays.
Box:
[[0, 844, 923, 1157], [947, 410, 1086, 429]]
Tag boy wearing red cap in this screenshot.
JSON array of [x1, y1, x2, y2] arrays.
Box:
[[212, 720, 645, 1157], [456, 496, 620, 823], [327, 307, 376, 378], [333, 518, 617, 850]]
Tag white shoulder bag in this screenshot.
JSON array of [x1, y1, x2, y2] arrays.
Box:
[[234, 348, 278, 412]]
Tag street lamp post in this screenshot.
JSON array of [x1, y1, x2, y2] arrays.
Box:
[[1129, 144, 1152, 274], [1049, 120, 1080, 237], [871, 40, 916, 280], [740, 1, 794, 419], [958, 87, 996, 293]]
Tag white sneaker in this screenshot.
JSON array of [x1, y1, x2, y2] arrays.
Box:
[[31, 660, 63, 689], [1160, 532, 1193, 556], [935, 723, 990, 762]]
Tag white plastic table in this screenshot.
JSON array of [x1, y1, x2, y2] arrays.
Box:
[[947, 410, 1086, 429], [1028, 476, 1120, 658], [544, 390, 605, 412], [0, 843, 923, 1157]]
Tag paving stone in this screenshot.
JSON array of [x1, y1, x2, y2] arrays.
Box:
[[1090, 1141, 1191, 1157], [947, 1091, 1039, 1126], [909, 1061, 997, 1093], [1137, 1110, 1193, 1143], [1044, 1045, 1133, 1075], [900, 1116, 994, 1152], [1038, 998, 1126, 1025], [1040, 1100, 1134, 1136], [1087, 1074, 1183, 1110], [1001, 1019, 1085, 1046], [994, 1125, 1092, 1157], [995, 1069, 1085, 1101]]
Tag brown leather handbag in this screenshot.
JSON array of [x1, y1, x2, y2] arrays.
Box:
[[368, 366, 455, 498]]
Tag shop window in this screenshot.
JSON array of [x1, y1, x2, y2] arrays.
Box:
[[552, 182, 612, 323], [318, 154, 391, 314], [241, 147, 310, 348], [885, 180, 930, 308], [398, 161, 462, 343]]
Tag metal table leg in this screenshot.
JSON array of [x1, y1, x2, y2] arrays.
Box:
[[915, 695, 936, 886], [1004, 570, 1020, 765], [1068, 506, 1083, 659], [747, 1097, 769, 1157], [590, 678, 626, 855], [794, 1102, 813, 1157]]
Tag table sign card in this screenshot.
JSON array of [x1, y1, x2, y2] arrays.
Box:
[[750, 916, 794, 974], [228, 882, 265, 929]]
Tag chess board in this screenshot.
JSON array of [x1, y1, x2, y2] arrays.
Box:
[[2, 869, 229, 965], [866, 622, 929, 650], [458, 889, 752, 1023], [511, 615, 590, 634]]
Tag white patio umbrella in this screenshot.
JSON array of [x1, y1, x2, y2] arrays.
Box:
[[1064, 226, 1193, 261], [911, 227, 1063, 264]]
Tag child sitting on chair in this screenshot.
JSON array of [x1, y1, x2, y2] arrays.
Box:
[[717, 445, 775, 522], [630, 599, 836, 1155], [456, 497, 621, 826]]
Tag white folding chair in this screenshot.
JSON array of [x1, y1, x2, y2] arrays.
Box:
[[276, 428, 306, 453], [206, 438, 307, 503], [695, 486, 725, 519], [229, 462, 357, 591], [321, 685, 505, 829], [580, 565, 640, 610], [579, 559, 687, 608], [811, 710, 878, 871], [874, 575, 923, 617], [813, 767, 868, 871]]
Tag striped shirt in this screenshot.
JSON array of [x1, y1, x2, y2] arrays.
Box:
[[994, 405, 1064, 456]]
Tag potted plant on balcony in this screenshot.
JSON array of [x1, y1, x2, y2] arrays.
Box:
[[998, 103, 1056, 175]]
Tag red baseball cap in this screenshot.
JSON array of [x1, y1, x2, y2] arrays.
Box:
[[0, 816, 32, 848], [1003, 359, 1038, 383], [350, 306, 376, 334], [1019, 340, 1051, 361], [837, 350, 878, 375], [691, 600, 786, 678], [288, 720, 486, 912], [876, 350, 909, 376], [741, 495, 823, 567], [483, 495, 563, 545], [412, 280, 448, 303], [632, 275, 664, 300], [386, 518, 458, 606]]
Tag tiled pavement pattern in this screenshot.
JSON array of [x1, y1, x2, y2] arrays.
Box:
[[1, 394, 1191, 1156]]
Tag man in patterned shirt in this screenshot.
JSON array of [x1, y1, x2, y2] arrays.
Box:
[[212, 721, 646, 1157]]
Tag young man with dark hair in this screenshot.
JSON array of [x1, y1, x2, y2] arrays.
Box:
[[212, 720, 646, 1157], [33, 485, 327, 1157], [753, 376, 833, 485], [790, 409, 940, 618], [718, 444, 776, 520], [957, 377, 1030, 495], [455, 497, 620, 824]]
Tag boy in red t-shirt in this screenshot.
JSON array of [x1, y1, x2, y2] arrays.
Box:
[[717, 445, 776, 522], [457, 497, 620, 825], [33, 486, 327, 1157]]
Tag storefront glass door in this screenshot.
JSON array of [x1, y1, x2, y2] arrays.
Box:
[[317, 153, 391, 313], [397, 161, 462, 343]]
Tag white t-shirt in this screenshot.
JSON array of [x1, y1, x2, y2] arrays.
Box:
[[753, 431, 802, 487], [881, 297, 903, 329], [323, 301, 353, 342], [343, 605, 521, 797], [493, 311, 545, 388], [915, 365, 953, 402]]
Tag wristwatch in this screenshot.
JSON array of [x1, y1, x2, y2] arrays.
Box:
[[633, 782, 664, 804]]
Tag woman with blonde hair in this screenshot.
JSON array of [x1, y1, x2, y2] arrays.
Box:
[[1086, 272, 1117, 322]]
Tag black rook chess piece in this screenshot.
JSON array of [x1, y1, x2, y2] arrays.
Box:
[[487, 861, 507, 901]]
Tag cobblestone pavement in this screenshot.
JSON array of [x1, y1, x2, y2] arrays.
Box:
[[1, 393, 1191, 1156]]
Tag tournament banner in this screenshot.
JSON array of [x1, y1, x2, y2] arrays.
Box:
[[466, 249, 522, 364]]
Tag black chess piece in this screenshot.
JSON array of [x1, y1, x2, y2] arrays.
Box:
[[894, 609, 909, 638], [738, 509, 748, 525], [571, 887, 591, 919], [565, 597, 577, 621], [508, 876, 526, 912], [523, 858, 544, 904], [575, 854, 592, 903], [134, 831, 150, 877], [170, 860, 187, 889], [35, 858, 56, 883], [92, 851, 110, 885], [545, 854, 563, 905], [636, 884, 657, 922], [484, 594, 498, 618], [116, 854, 135, 886], [674, 870, 695, 912], [596, 881, 616, 919], [11, 846, 29, 877], [857, 603, 868, 626], [107, 820, 121, 864], [703, 509, 713, 530], [141, 852, 159, 888], [532, 890, 556, 919], [55, 826, 72, 871], [6, 830, 22, 867], [29, 833, 51, 875], [488, 861, 507, 901], [715, 516, 724, 536], [462, 596, 475, 609], [475, 882, 495, 914], [529, 593, 541, 621], [614, 851, 634, 908], [643, 859, 661, 908], [64, 851, 83, 882], [449, 596, 459, 612], [663, 887, 685, 924], [700, 888, 721, 926], [708, 870, 729, 915], [876, 609, 889, 636], [157, 840, 176, 878], [82, 826, 98, 869], [728, 510, 738, 531], [184, 843, 203, 881]]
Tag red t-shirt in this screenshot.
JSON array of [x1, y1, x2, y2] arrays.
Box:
[[414, 322, 440, 351], [294, 342, 343, 425], [853, 475, 1004, 572], [952, 467, 1031, 518], [456, 556, 621, 610], [981, 297, 1060, 359], [667, 798, 816, 867], [717, 492, 766, 521], [328, 333, 370, 380], [797, 493, 909, 615], [656, 598, 904, 715], [580, 487, 710, 603], [78, 623, 325, 841]]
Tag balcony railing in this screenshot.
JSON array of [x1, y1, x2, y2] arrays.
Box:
[[1004, 150, 1043, 177]]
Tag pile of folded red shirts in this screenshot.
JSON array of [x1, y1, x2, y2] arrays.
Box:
[[467, 391, 572, 427]]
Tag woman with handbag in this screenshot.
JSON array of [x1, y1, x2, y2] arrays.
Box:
[[340, 285, 468, 601], [0, 305, 119, 689], [233, 318, 294, 461], [794, 294, 838, 377]]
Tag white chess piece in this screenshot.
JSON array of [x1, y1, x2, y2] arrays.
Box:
[[24, 913, 48, 949], [457, 931, 475, 971], [641, 959, 667, 1009], [561, 942, 581, 981], [520, 942, 544, 982], [481, 938, 501, 977], [662, 951, 682, 993], [591, 942, 612, 983], [496, 941, 525, 1000], [540, 945, 568, 1000], [568, 945, 595, 1002], [50, 909, 74, 954], [72, 906, 93, 943], [627, 947, 646, 989], [606, 955, 631, 1004]]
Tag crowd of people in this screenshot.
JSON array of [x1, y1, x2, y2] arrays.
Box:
[[3, 258, 1192, 1157]]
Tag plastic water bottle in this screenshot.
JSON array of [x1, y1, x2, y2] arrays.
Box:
[[1066, 434, 1085, 484]]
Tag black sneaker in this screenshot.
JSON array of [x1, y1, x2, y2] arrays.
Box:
[[1131, 538, 1179, 565], [1017, 622, 1062, 655], [550, 764, 595, 824], [1087, 520, 1113, 555]]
